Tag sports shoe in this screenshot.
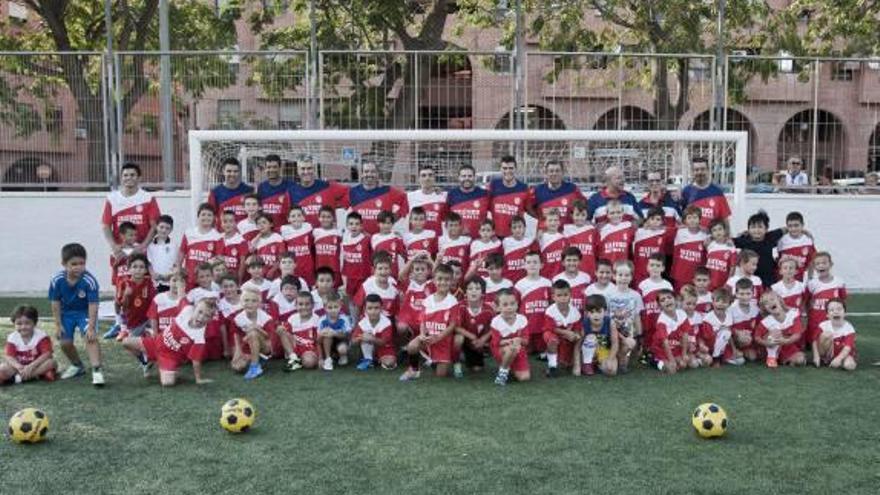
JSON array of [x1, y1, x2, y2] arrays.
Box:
[[537, 352, 547, 362], [322, 357, 334, 371], [582, 363, 596, 376], [285, 354, 302, 372], [337, 354, 349, 366], [453, 362, 464, 379], [419, 350, 432, 367], [766, 357, 779, 368], [141, 361, 154, 378], [91, 369, 105, 387], [60, 365, 84, 380], [399, 369, 420, 382], [380, 361, 398, 371], [102, 324, 122, 340], [244, 363, 264, 380], [356, 358, 374, 371], [494, 370, 509, 386], [725, 356, 746, 366], [545, 366, 558, 379]]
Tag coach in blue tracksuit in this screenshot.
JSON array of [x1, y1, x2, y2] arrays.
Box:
[[587, 165, 642, 225]]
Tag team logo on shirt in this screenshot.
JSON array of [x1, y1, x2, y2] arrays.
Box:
[[709, 199, 716, 207], [562, 199, 569, 206], [316, 195, 323, 203], [514, 197, 521, 205], [458, 249, 464, 257], [231, 248, 238, 256], [78, 290, 86, 299], [180, 336, 190, 345], [802, 247, 809, 255], [279, 196, 286, 204], [433, 204, 440, 210], [207, 244, 214, 251], [136, 205, 143, 212], [357, 244, 363, 251], [375, 199, 382, 207], [473, 200, 480, 208], [134, 299, 143, 308]]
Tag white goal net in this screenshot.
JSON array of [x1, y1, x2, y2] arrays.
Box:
[[188, 129, 748, 221]]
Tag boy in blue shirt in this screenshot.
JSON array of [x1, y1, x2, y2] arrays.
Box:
[[49, 243, 105, 386], [317, 292, 352, 371]]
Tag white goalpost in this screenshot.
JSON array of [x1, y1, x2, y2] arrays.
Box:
[[187, 129, 749, 223]]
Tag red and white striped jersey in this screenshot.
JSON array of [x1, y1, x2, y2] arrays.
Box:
[[726, 274, 764, 307], [147, 292, 185, 335], [777, 234, 816, 281], [469, 238, 502, 278], [514, 276, 552, 335], [562, 223, 598, 278], [101, 188, 160, 244], [806, 276, 847, 333], [353, 276, 399, 317], [237, 218, 260, 243], [670, 228, 707, 286], [313, 227, 342, 281], [371, 232, 406, 278], [438, 235, 471, 275], [220, 233, 249, 275], [598, 221, 634, 264], [420, 293, 460, 337], [705, 240, 736, 290], [5, 329, 52, 365], [502, 236, 535, 283], [179, 228, 223, 286], [280, 223, 315, 286], [341, 232, 372, 281], [483, 276, 513, 307], [771, 279, 806, 313], [403, 229, 438, 260], [538, 231, 568, 279], [407, 189, 447, 236], [251, 233, 286, 277], [632, 227, 667, 284], [552, 271, 591, 312]]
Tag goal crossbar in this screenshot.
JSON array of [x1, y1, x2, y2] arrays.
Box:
[[188, 129, 749, 222]]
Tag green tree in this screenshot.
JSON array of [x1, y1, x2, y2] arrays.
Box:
[[768, 1, 880, 56], [458, 0, 768, 129], [0, 1, 240, 182]]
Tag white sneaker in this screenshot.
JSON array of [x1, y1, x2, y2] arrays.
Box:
[[60, 365, 84, 380], [337, 354, 348, 366], [91, 369, 106, 387], [322, 357, 334, 371]]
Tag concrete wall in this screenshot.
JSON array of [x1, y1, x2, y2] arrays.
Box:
[[0, 191, 877, 293]]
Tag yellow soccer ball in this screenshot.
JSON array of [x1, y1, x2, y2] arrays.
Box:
[[8, 408, 50, 444], [220, 399, 256, 433], [692, 403, 728, 439]]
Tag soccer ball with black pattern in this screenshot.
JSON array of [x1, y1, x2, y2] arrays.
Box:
[[220, 398, 256, 433], [692, 403, 728, 438], [8, 408, 50, 444]]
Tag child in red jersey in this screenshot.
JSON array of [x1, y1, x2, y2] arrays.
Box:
[[372, 211, 406, 279], [502, 215, 534, 282], [250, 213, 285, 279], [730, 278, 760, 363], [680, 285, 712, 368], [597, 200, 634, 265], [1, 305, 56, 385], [447, 260, 465, 299], [490, 289, 531, 386], [633, 207, 668, 285], [313, 205, 343, 286], [341, 212, 373, 300], [220, 210, 249, 281], [514, 251, 553, 354], [115, 254, 157, 341], [650, 289, 690, 374], [281, 205, 315, 287], [692, 267, 714, 314], [179, 203, 223, 289], [585, 258, 616, 299], [237, 193, 262, 242], [352, 251, 399, 320], [670, 205, 707, 291], [563, 200, 598, 278], [638, 253, 674, 351], [399, 264, 460, 381], [110, 221, 137, 289], [268, 252, 309, 299], [705, 219, 736, 291], [311, 267, 338, 316], [813, 299, 857, 371], [771, 257, 806, 313], [439, 212, 471, 276], [469, 219, 502, 279], [552, 247, 591, 312], [149, 269, 187, 338], [806, 252, 847, 345], [452, 277, 495, 377], [397, 254, 433, 340], [703, 287, 734, 367], [187, 262, 219, 303], [352, 294, 397, 371], [725, 249, 763, 306], [403, 206, 438, 261], [776, 211, 815, 282], [754, 291, 805, 368], [230, 288, 277, 380], [480, 252, 513, 306], [542, 280, 584, 378], [281, 291, 321, 371], [217, 274, 242, 358], [537, 208, 568, 279], [122, 298, 216, 386]]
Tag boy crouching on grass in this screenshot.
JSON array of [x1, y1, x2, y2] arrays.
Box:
[[1, 305, 57, 385], [580, 295, 618, 377], [230, 288, 277, 381], [489, 289, 531, 385], [317, 292, 352, 371], [352, 294, 397, 371]]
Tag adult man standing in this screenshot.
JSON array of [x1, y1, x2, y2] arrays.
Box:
[[288, 159, 349, 228], [487, 155, 533, 237], [101, 162, 161, 255], [257, 154, 294, 230], [783, 156, 809, 187], [637, 171, 680, 230], [346, 160, 408, 234], [681, 156, 731, 229], [531, 160, 585, 226], [587, 165, 642, 225], [208, 157, 254, 225], [446, 165, 490, 239], [407, 164, 447, 235]]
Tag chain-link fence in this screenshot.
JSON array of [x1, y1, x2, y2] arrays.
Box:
[[2, 49, 880, 192]]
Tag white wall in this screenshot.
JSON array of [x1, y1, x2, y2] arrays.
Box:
[[0, 192, 878, 293]]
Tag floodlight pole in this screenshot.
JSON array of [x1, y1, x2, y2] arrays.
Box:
[[160, 0, 175, 190], [714, 0, 726, 131]]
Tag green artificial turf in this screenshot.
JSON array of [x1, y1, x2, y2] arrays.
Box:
[[0, 309, 878, 495]]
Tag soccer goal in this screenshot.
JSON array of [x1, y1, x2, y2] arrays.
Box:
[[187, 129, 748, 220]]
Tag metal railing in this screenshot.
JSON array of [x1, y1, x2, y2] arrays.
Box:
[[1, 49, 879, 191]]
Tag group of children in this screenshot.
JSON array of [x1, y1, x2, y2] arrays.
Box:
[[2, 190, 863, 387]]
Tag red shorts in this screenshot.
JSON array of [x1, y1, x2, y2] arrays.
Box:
[[292, 337, 317, 357], [142, 336, 184, 372], [528, 332, 546, 353], [203, 322, 224, 361], [425, 334, 453, 364], [542, 331, 580, 366], [778, 342, 803, 362], [490, 341, 529, 373], [375, 342, 397, 360]]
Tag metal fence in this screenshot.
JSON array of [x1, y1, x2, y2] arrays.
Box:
[[1, 49, 880, 191]]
